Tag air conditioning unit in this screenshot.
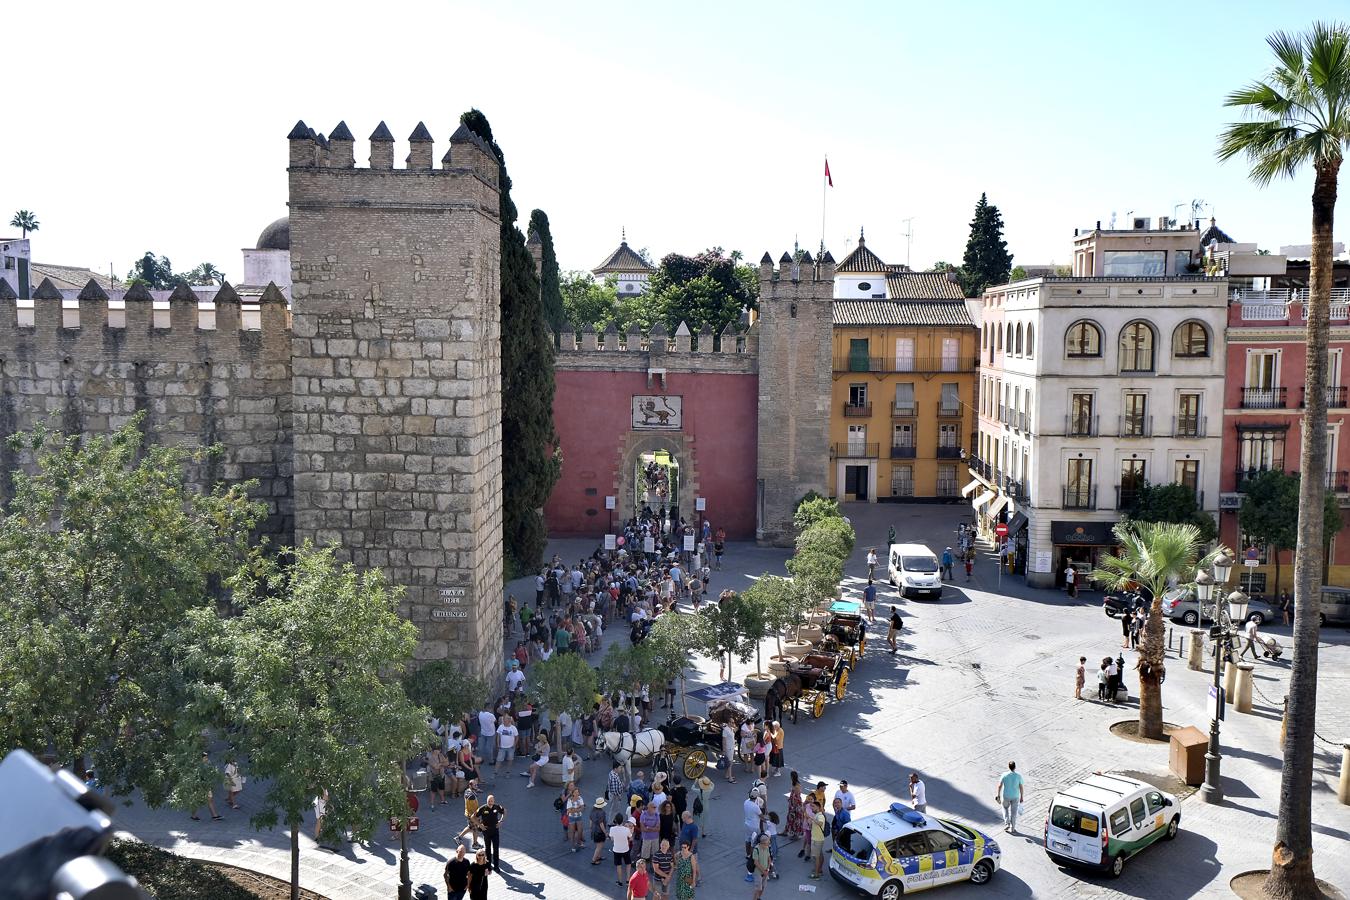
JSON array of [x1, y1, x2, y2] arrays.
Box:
[[1218, 493, 1243, 510], [1158, 216, 1175, 230], [1132, 217, 1152, 231]]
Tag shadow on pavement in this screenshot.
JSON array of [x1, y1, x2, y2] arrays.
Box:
[[1060, 830, 1221, 899]]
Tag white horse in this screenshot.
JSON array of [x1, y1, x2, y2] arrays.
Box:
[[594, 728, 665, 780]]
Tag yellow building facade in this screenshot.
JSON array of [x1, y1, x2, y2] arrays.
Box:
[[827, 272, 979, 502]]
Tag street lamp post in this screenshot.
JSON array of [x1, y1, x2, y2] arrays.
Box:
[[1198, 553, 1238, 803]]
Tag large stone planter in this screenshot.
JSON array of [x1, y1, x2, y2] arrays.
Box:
[[783, 639, 812, 658], [797, 624, 824, 645], [768, 656, 792, 677], [806, 612, 831, 627], [539, 752, 584, 787], [744, 672, 775, 699]]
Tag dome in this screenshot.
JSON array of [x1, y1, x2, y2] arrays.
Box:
[[256, 217, 290, 251]]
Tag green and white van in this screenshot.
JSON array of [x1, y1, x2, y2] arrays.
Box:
[[1043, 773, 1179, 878]]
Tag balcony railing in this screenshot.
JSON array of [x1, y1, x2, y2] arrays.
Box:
[[938, 402, 962, 418], [1241, 387, 1287, 409], [1237, 301, 1291, 321], [1300, 386, 1348, 408], [1118, 414, 1153, 438], [1172, 415, 1206, 438], [1016, 411, 1031, 433], [1116, 485, 1140, 511], [1063, 485, 1097, 510], [833, 355, 979, 374], [843, 402, 872, 417], [1231, 287, 1350, 303], [936, 445, 963, 459], [1330, 471, 1350, 493], [1235, 466, 1284, 491], [891, 401, 917, 417], [937, 479, 959, 497], [968, 456, 991, 480], [834, 442, 879, 459], [1065, 414, 1099, 437], [890, 444, 917, 459]]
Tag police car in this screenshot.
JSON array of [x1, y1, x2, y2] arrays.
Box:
[[830, 803, 1001, 897]]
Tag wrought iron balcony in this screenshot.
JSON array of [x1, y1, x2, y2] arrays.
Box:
[[938, 402, 962, 418], [1065, 414, 1099, 437], [1241, 387, 1287, 409], [1118, 414, 1153, 438], [833, 442, 880, 459], [891, 401, 917, 417], [890, 444, 917, 459], [843, 402, 872, 417], [1300, 386, 1348, 408], [936, 445, 963, 459], [833, 355, 979, 374], [1062, 485, 1097, 510], [1172, 415, 1206, 438], [1234, 466, 1283, 491]]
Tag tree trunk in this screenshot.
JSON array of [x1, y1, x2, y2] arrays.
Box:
[[289, 819, 300, 900], [1264, 158, 1339, 900], [1137, 595, 1167, 739]]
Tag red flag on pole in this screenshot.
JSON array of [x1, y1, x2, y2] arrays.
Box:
[[825, 158, 833, 187]]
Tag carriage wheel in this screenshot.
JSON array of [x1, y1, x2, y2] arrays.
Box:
[[835, 668, 849, 701], [684, 749, 707, 780], [812, 693, 826, 718]]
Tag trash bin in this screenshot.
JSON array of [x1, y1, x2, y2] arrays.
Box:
[[1169, 726, 1207, 786]]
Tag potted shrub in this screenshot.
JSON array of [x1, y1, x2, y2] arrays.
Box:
[[530, 653, 598, 785]]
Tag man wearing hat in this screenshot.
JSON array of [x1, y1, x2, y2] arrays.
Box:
[[590, 797, 609, 865], [650, 772, 669, 809], [751, 833, 772, 899], [941, 546, 955, 581], [506, 659, 525, 696]]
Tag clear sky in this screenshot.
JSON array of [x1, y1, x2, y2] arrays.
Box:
[[4, 0, 1345, 282]]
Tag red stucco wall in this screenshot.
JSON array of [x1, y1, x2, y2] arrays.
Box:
[[545, 370, 759, 539]]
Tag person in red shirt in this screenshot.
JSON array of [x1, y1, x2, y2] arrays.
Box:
[[627, 857, 650, 900]]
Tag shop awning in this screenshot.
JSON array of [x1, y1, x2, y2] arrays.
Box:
[[960, 478, 982, 497], [972, 490, 996, 510], [1051, 520, 1117, 546], [1007, 511, 1029, 534], [987, 495, 1011, 519]]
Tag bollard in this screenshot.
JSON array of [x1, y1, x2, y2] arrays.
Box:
[[1188, 630, 1206, 671], [1235, 663, 1254, 713], [1338, 743, 1350, 805], [1223, 657, 1238, 704]]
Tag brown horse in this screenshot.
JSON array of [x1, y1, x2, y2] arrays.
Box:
[[765, 672, 808, 724]]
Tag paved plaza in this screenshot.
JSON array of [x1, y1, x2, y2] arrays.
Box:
[[116, 503, 1350, 899]]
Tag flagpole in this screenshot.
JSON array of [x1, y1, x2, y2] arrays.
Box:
[[820, 155, 828, 257]]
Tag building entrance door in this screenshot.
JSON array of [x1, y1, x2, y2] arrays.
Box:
[[845, 465, 869, 500], [636, 449, 680, 523]]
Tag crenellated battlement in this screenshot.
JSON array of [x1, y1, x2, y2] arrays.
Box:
[[0, 277, 291, 364], [757, 249, 837, 298], [286, 118, 500, 195]]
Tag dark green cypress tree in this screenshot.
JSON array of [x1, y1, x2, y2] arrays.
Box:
[[959, 192, 1014, 297], [460, 109, 560, 572], [528, 210, 565, 330]]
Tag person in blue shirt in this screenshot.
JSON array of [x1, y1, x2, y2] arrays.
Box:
[[678, 810, 699, 852], [862, 580, 878, 624], [941, 547, 955, 581], [995, 761, 1025, 833]]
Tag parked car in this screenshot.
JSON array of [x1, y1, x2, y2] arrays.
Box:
[[1045, 773, 1179, 878], [1158, 588, 1279, 627], [831, 802, 1001, 897]]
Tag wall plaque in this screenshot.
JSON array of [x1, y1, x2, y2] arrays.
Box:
[[632, 395, 682, 430], [439, 587, 467, 605], [431, 608, 469, 620]]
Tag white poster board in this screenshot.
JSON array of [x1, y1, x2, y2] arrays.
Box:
[[1033, 551, 1053, 574], [605, 496, 616, 510], [643, 536, 656, 554], [604, 534, 616, 550], [683, 535, 695, 551], [695, 497, 706, 511]]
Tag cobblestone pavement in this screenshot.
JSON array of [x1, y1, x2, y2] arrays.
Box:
[[116, 503, 1350, 899]]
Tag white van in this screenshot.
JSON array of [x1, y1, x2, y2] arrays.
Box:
[[1044, 773, 1179, 878], [887, 543, 942, 600]]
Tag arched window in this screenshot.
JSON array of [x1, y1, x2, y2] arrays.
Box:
[[1119, 320, 1156, 372], [1065, 320, 1102, 357], [997, 324, 1003, 351], [1026, 323, 1035, 359], [1015, 323, 1024, 356], [1172, 320, 1210, 358], [982, 324, 988, 349], [1005, 323, 1014, 352]]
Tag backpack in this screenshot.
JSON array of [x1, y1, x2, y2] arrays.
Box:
[[692, 795, 704, 816]]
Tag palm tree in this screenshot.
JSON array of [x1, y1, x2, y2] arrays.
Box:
[[188, 263, 224, 286], [1218, 22, 1350, 899], [9, 210, 39, 239], [1092, 522, 1223, 739]]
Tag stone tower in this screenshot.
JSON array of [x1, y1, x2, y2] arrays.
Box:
[[755, 250, 835, 545], [287, 119, 505, 679]]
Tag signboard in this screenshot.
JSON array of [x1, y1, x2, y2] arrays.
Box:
[[1244, 546, 1260, 567], [439, 587, 466, 605], [1050, 521, 1113, 545], [1218, 493, 1243, 510], [643, 536, 655, 554], [1209, 684, 1226, 719], [431, 608, 468, 620], [605, 495, 616, 510], [1033, 551, 1053, 574], [695, 497, 706, 511], [631, 395, 682, 430], [683, 535, 695, 552], [604, 534, 616, 550], [994, 523, 1008, 537]]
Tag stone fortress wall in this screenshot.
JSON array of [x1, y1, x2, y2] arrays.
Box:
[[0, 277, 294, 542]]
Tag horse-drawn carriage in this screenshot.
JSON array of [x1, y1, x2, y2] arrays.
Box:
[[659, 692, 763, 778], [824, 599, 867, 660], [766, 645, 850, 723]]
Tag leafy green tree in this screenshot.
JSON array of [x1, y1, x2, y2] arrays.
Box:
[[1125, 481, 1218, 544], [1092, 522, 1226, 740], [1009, 265, 1028, 281], [792, 494, 842, 532], [645, 250, 758, 335], [786, 549, 843, 610], [561, 270, 619, 331], [0, 417, 262, 795], [796, 517, 856, 562], [9, 209, 39, 239], [529, 209, 565, 330], [125, 251, 178, 289], [186, 263, 225, 286], [694, 592, 759, 681], [1239, 470, 1342, 593], [597, 642, 644, 698], [198, 544, 428, 900], [460, 109, 560, 571], [531, 652, 599, 744], [402, 661, 491, 735], [1219, 25, 1350, 893], [741, 575, 806, 661], [958, 193, 1013, 297]]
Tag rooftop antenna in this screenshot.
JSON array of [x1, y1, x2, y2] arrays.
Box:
[[1109, 211, 1118, 229], [901, 217, 915, 268]]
